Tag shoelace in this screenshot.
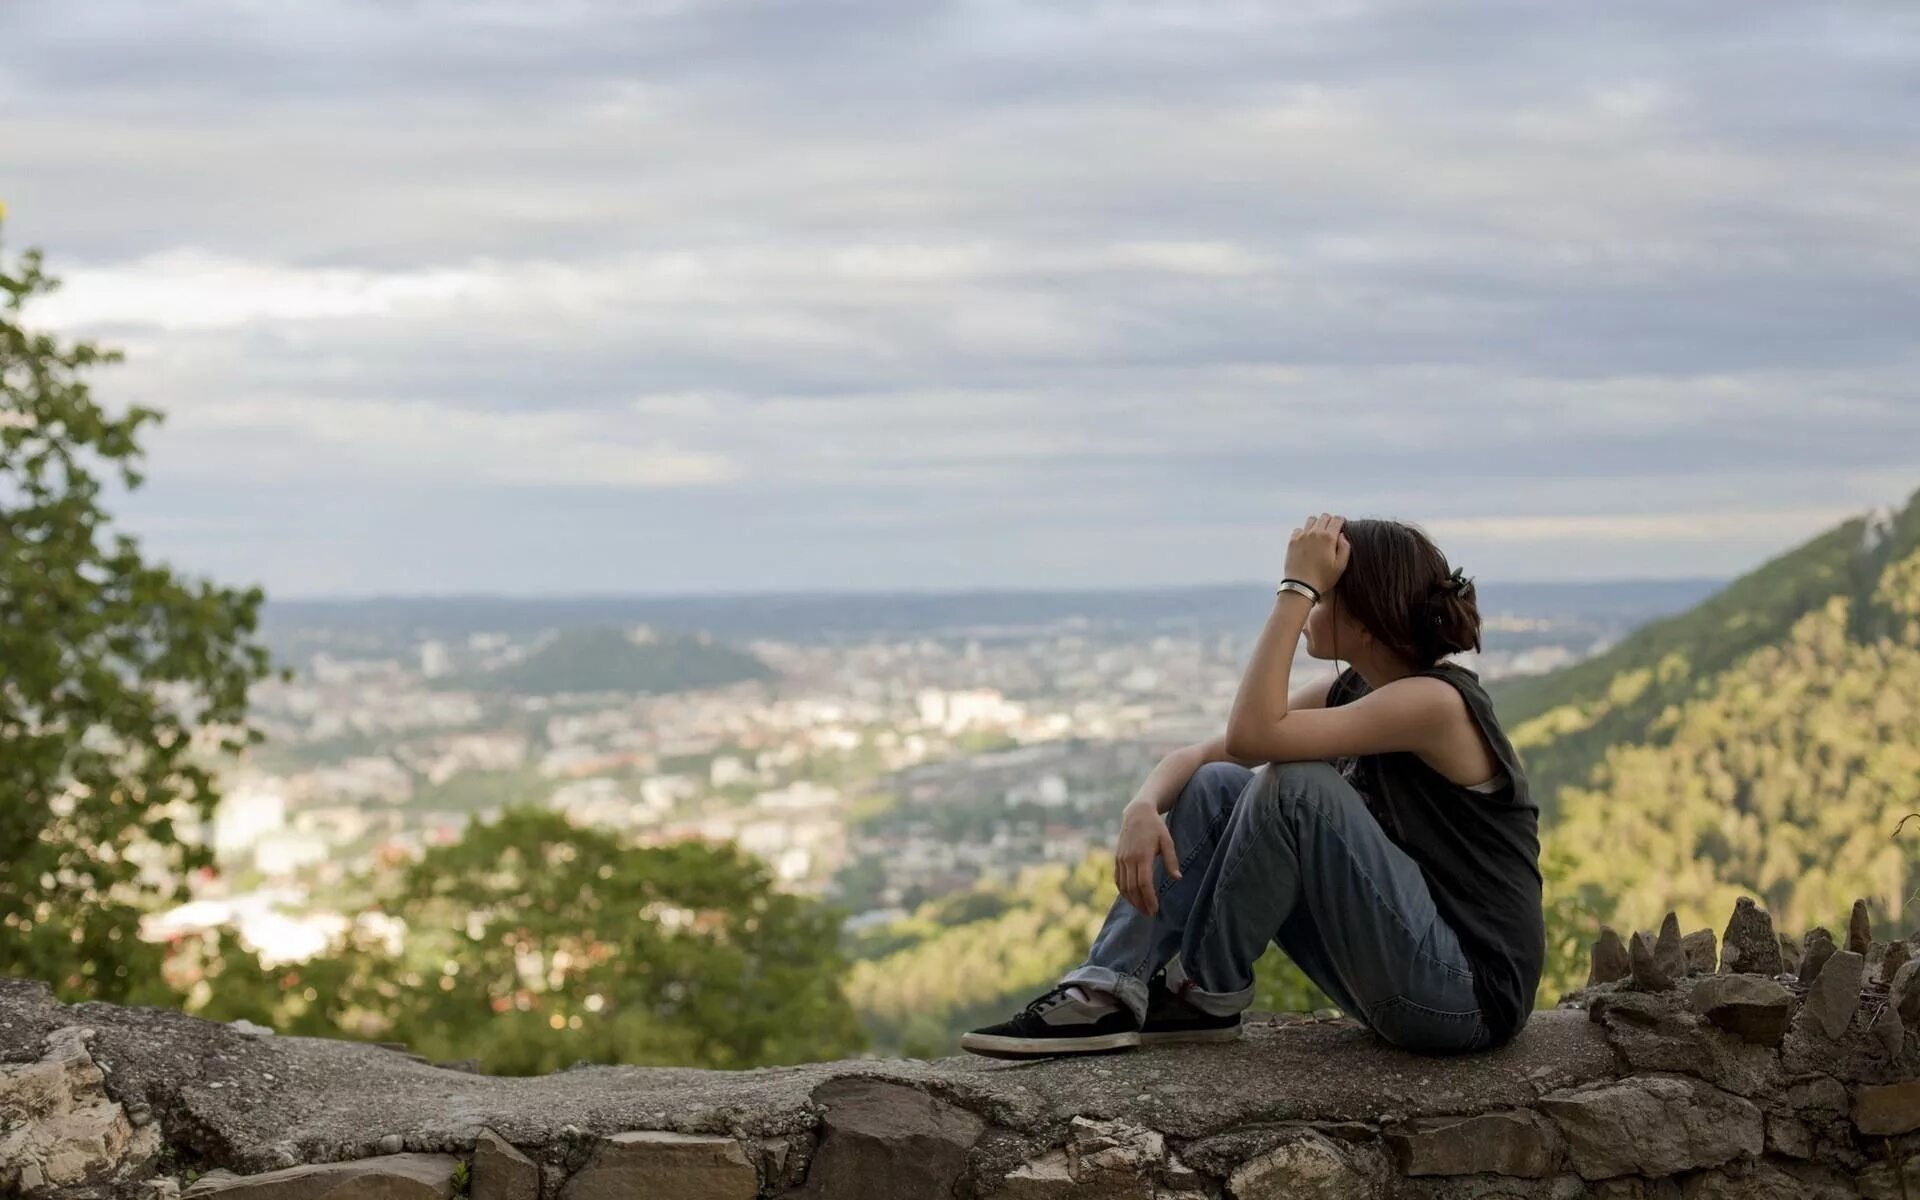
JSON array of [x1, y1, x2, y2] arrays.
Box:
[[1021, 985, 1075, 1017]]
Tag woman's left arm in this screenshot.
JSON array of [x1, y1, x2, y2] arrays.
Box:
[[1224, 513, 1349, 757], [1225, 675, 1459, 763], [1223, 511, 1456, 763]]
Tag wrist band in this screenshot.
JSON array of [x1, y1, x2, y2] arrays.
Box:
[[1276, 578, 1321, 604]]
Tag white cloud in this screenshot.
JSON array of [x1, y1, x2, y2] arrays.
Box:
[[4, 0, 1918, 591]]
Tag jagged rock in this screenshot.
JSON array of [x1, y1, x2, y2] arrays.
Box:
[[800, 1078, 985, 1198], [1687, 974, 1794, 1045], [1588, 989, 1781, 1098], [1681, 929, 1717, 975], [558, 1132, 754, 1200], [1590, 927, 1631, 985], [1778, 932, 1802, 977], [1653, 913, 1687, 979], [1893, 958, 1920, 1025], [1854, 1080, 1920, 1137], [1069, 1116, 1163, 1180], [1719, 897, 1783, 976], [1225, 1132, 1378, 1199], [1872, 1001, 1906, 1056], [989, 1116, 1166, 1199], [1800, 927, 1837, 984], [1849, 898, 1873, 955], [1536, 1076, 1763, 1179], [182, 1155, 460, 1198], [1628, 931, 1676, 992], [0, 1026, 162, 1198], [989, 1152, 1088, 1199], [1383, 1109, 1562, 1177], [1879, 939, 1910, 985], [473, 1130, 538, 1200], [1804, 950, 1865, 1039]]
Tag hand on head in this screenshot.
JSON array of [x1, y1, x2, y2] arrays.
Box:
[[1285, 512, 1351, 595]]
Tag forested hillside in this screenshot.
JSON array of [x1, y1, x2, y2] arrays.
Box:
[[454, 627, 773, 696], [1497, 489, 1920, 940]]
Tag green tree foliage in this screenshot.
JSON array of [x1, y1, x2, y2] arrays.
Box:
[[0, 238, 273, 1001], [1495, 515, 1879, 818], [199, 808, 866, 1074], [1501, 490, 1920, 946], [455, 627, 772, 697]]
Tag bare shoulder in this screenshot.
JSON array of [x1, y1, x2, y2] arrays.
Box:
[[1370, 673, 1464, 711]]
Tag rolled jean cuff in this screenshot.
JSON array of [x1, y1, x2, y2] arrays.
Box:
[[1163, 957, 1254, 1018], [1059, 965, 1151, 1025]]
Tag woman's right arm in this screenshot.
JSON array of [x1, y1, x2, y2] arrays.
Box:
[[1133, 676, 1336, 814], [1112, 675, 1335, 915]]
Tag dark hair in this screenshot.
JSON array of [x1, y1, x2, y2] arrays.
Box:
[[1332, 518, 1481, 668]]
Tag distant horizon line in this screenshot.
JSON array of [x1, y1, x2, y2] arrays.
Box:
[[267, 576, 1730, 606]]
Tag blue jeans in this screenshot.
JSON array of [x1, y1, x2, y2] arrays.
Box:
[[1061, 760, 1493, 1054]]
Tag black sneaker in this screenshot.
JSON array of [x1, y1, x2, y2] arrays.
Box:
[[1139, 970, 1242, 1046], [959, 985, 1140, 1059]]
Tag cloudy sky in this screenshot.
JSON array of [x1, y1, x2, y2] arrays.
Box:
[[4, 1, 1917, 596]]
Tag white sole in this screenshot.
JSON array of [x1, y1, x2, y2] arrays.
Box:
[[958, 1030, 1141, 1059], [1137, 1025, 1243, 1046]]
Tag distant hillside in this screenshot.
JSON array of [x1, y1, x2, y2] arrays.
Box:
[[1498, 488, 1920, 938], [456, 627, 774, 696]]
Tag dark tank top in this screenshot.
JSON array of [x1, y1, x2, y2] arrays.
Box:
[[1326, 661, 1544, 1046]]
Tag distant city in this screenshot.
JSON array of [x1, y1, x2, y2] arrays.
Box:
[[151, 580, 1722, 966]]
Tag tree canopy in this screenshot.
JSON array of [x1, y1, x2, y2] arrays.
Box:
[[0, 236, 274, 1001]]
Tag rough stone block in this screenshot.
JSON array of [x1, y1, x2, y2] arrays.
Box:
[[1686, 974, 1794, 1045], [557, 1132, 753, 1200], [1804, 950, 1865, 1040], [181, 1154, 460, 1199], [988, 1116, 1166, 1199], [0, 1027, 162, 1198], [1384, 1109, 1562, 1177], [473, 1130, 538, 1200], [1854, 1080, 1920, 1136], [1680, 1158, 1853, 1199], [799, 1078, 986, 1199], [1226, 1132, 1378, 1199], [1537, 1076, 1762, 1180], [1763, 1110, 1813, 1159]]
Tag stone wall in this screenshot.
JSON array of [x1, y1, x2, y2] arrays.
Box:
[[6, 895, 1920, 1198]]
